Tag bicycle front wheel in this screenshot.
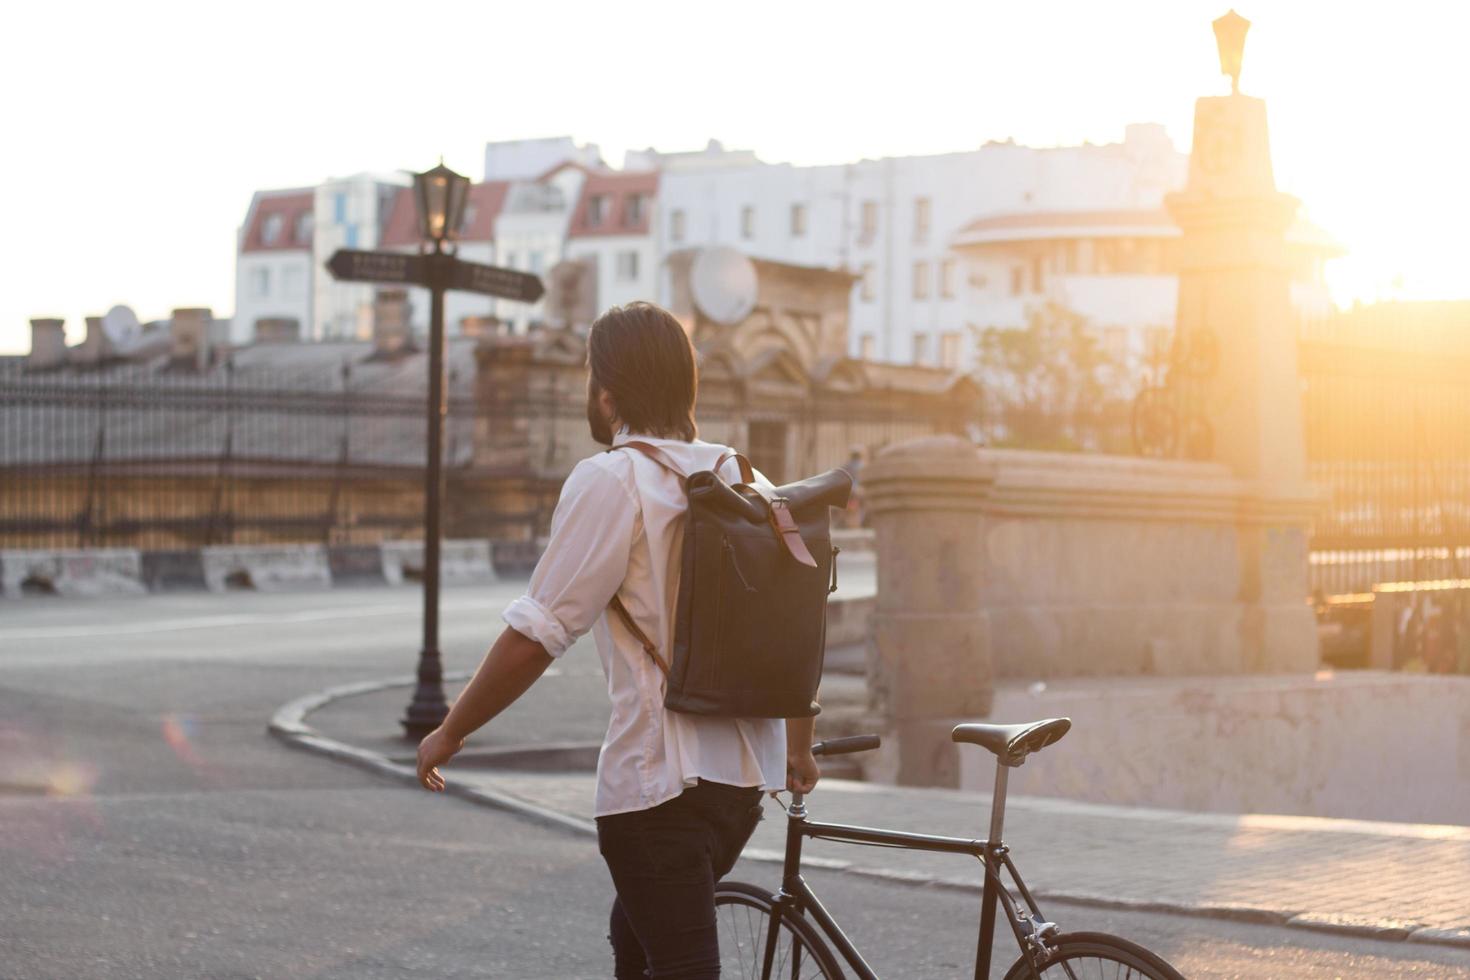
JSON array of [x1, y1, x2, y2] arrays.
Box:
[[715, 880, 843, 980], [1003, 931, 1186, 980]]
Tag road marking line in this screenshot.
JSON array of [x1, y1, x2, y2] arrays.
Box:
[[0, 598, 501, 641]]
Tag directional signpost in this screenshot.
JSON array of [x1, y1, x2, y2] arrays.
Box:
[[324, 188, 545, 740]]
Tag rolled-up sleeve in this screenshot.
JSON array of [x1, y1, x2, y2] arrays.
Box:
[[502, 460, 638, 658]]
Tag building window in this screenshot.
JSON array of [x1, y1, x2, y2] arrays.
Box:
[[741, 205, 756, 239], [1010, 266, 1025, 296], [460, 204, 478, 233], [859, 264, 876, 302], [670, 209, 686, 243], [1031, 254, 1045, 293], [914, 197, 931, 242], [858, 334, 876, 361], [587, 195, 607, 227], [616, 250, 639, 281], [912, 261, 930, 300], [790, 202, 807, 237], [625, 194, 645, 227], [940, 258, 957, 298], [939, 332, 962, 369], [332, 192, 347, 223], [251, 267, 270, 298], [912, 333, 930, 366], [504, 251, 518, 270], [283, 265, 304, 298], [294, 211, 313, 244], [859, 200, 878, 242], [529, 251, 544, 275], [344, 225, 358, 249], [261, 213, 283, 246]]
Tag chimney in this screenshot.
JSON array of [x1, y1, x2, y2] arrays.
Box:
[[76, 315, 110, 364], [27, 318, 68, 371], [371, 289, 415, 357], [170, 307, 213, 371]]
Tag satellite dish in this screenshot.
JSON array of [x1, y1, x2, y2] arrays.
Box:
[[690, 247, 758, 326], [101, 305, 140, 348]]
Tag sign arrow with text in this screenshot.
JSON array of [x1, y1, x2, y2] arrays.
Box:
[[326, 249, 429, 286], [446, 258, 545, 303]]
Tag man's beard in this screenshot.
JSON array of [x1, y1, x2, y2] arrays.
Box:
[[587, 388, 614, 446]]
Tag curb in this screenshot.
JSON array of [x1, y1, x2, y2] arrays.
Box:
[[269, 676, 1470, 953]]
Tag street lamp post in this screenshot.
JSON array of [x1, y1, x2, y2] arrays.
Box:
[[401, 161, 471, 740], [319, 161, 543, 740]]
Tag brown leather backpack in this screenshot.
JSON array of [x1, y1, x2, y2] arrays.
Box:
[[608, 442, 852, 718]]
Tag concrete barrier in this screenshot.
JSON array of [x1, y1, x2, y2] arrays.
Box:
[[0, 548, 147, 597], [957, 672, 1470, 825], [380, 539, 495, 587], [826, 594, 874, 648], [200, 544, 333, 592]]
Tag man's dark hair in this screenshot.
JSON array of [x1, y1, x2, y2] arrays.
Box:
[[587, 302, 699, 442]]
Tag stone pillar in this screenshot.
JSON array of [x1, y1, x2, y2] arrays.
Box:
[[1168, 93, 1318, 672], [372, 289, 414, 356], [169, 307, 214, 371], [27, 318, 67, 370], [863, 435, 995, 786]]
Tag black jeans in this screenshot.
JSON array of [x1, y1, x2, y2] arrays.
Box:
[[596, 780, 765, 979]]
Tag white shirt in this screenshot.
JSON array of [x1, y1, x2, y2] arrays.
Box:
[[503, 429, 787, 817]]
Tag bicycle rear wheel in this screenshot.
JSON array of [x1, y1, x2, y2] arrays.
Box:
[[1002, 931, 1186, 980], [715, 880, 843, 980]]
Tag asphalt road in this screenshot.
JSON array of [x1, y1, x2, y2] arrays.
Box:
[[3, 584, 1467, 979]]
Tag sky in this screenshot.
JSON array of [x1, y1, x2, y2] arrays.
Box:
[[3, 0, 1467, 353]]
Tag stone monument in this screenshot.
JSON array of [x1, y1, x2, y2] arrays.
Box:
[[863, 11, 1323, 789]]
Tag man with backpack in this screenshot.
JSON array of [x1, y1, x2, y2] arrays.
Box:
[[415, 302, 833, 978]]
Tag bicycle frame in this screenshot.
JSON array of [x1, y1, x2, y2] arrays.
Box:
[[760, 764, 1058, 980]]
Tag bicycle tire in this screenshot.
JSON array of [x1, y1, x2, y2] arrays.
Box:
[[1002, 930, 1186, 980], [715, 880, 844, 980]]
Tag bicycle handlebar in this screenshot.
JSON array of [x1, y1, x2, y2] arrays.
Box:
[[811, 734, 881, 758]]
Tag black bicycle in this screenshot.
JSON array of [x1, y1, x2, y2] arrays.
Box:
[[715, 719, 1187, 979]]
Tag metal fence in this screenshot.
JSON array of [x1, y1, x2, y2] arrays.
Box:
[[1300, 331, 1470, 596], [0, 359, 972, 551]]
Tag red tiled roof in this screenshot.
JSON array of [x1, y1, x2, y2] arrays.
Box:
[[241, 191, 314, 252], [567, 170, 659, 238], [380, 180, 512, 247]]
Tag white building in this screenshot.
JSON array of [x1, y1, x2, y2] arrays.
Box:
[[310, 173, 410, 340], [233, 189, 315, 344], [658, 124, 1192, 369], [562, 169, 661, 315], [484, 136, 603, 182]]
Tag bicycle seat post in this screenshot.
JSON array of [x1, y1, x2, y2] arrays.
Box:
[[988, 760, 1009, 847]]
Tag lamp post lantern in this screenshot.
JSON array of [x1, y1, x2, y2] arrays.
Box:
[[319, 161, 545, 741], [1212, 9, 1250, 95], [401, 160, 470, 740]]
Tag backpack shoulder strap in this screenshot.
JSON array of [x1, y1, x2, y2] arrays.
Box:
[[609, 594, 670, 677], [604, 441, 678, 677], [616, 440, 688, 488]]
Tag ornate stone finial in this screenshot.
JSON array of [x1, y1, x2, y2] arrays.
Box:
[[1212, 9, 1251, 94]]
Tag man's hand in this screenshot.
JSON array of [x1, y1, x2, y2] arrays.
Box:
[[416, 726, 465, 792], [787, 751, 820, 794]]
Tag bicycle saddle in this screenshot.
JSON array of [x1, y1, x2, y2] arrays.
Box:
[[951, 718, 1071, 767]]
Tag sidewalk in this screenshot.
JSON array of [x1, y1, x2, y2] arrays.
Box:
[[274, 668, 1470, 951]]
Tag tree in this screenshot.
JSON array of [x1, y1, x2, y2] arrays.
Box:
[[971, 303, 1131, 452]]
